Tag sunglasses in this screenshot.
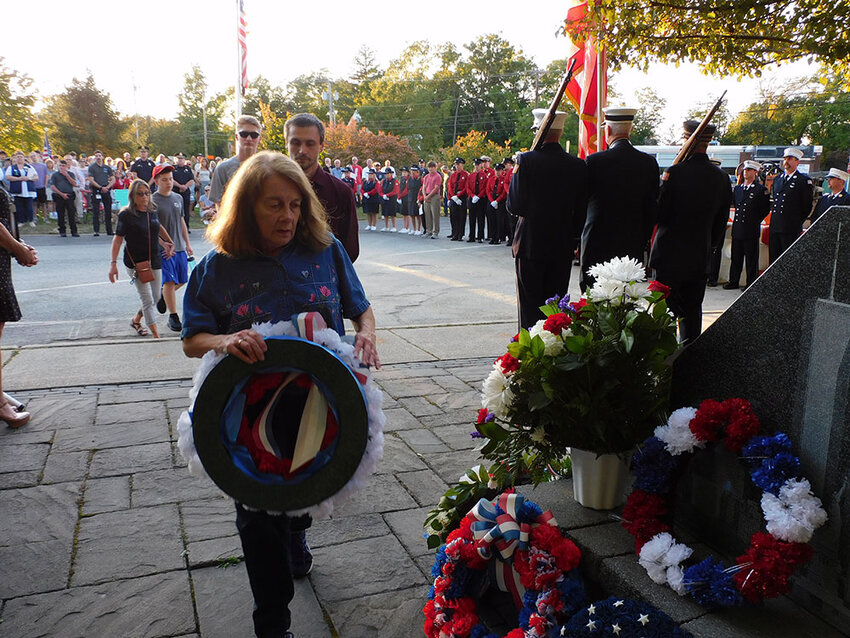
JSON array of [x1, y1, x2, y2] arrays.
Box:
[[238, 130, 260, 139]]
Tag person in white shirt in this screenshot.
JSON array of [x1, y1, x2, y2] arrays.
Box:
[[4, 152, 38, 236]]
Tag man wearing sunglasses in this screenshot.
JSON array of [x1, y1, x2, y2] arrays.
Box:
[[209, 115, 263, 206]]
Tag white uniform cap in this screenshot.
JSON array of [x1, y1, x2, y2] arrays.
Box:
[[827, 167, 849, 182], [783, 147, 804, 159], [532, 108, 568, 130], [603, 106, 638, 123], [742, 160, 762, 171]]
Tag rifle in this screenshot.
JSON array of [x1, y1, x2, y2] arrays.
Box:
[[664, 90, 727, 180], [530, 58, 578, 152]]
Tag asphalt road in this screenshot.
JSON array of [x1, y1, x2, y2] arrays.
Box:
[[4, 226, 535, 347]]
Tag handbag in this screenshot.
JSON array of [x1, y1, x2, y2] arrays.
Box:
[[129, 211, 155, 283]]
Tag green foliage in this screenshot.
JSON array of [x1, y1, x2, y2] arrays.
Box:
[[423, 464, 499, 548], [478, 262, 679, 482], [0, 58, 40, 153], [631, 87, 667, 145], [322, 121, 418, 169], [565, 1, 850, 78], [176, 66, 229, 156], [40, 74, 126, 155], [438, 130, 512, 168]]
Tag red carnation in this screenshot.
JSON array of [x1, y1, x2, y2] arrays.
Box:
[[476, 408, 490, 424], [689, 399, 730, 442], [569, 298, 588, 313], [648, 280, 671, 299], [543, 313, 572, 335], [724, 401, 761, 452], [496, 352, 520, 373]]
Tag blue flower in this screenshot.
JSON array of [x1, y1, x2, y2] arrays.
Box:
[[742, 433, 792, 467], [558, 294, 572, 310], [545, 295, 561, 305], [750, 452, 801, 495], [518, 499, 543, 522], [631, 437, 681, 495], [683, 557, 741, 608], [431, 547, 448, 579]]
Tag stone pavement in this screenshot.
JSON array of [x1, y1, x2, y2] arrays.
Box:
[[0, 357, 494, 638]]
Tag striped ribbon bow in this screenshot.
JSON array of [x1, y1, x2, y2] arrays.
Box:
[[468, 492, 558, 608]]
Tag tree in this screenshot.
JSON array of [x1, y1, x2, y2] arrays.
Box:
[[322, 121, 418, 169], [631, 87, 666, 145], [41, 74, 125, 155], [687, 98, 732, 140], [176, 66, 229, 156], [0, 58, 40, 153], [439, 130, 513, 169], [258, 100, 289, 152], [564, 1, 850, 78], [241, 75, 290, 118]]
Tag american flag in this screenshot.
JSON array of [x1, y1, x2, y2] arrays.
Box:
[[238, 0, 248, 96], [42, 131, 52, 162]]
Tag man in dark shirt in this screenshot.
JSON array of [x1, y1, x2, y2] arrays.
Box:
[[172, 153, 196, 231], [285, 113, 359, 262], [508, 110, 588, 329], [130, 147, 156, 186], [87, 150, 114, 236], [48, 159, 79, 237], [649, 120, 732, 344], [768, 147, 814, 263], [811, 168, 850, 223]]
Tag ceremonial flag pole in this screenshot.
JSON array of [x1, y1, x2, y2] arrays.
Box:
[[236, 0, 248, 119], [596, 41, 606, 151], [42, 130, 52, 162]]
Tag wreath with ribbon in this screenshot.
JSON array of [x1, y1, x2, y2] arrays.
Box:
[[622, 398, 828, 607], [424, 491, 586, 638], [176, 313, 385, 519]]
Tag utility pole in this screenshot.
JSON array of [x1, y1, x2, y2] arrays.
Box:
[[202, 82, 209, 158], [534, 68, 540, 108], [323, 81, 337, 125], [453, 95, 460, 141]]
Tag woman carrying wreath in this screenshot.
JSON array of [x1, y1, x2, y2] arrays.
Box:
[[180, 150, 380, 638], [108, 179, 175, 338]]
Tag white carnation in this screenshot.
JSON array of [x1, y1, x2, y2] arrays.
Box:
[[624, 281, 651, 301], [666, 565, 687, 595], [529, 321, 565, 356], [761, 478, 828, 543], [589, 278, 627, 302], [530, 426, 547, 444], [588, 256, 646, 284], [481, 366, 514, 418], [654, 407, 702, 455], [638, 532, 693, 587]]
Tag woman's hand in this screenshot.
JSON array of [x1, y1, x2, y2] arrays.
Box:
[[15, 243, 38, 267], [108, 262, 119, 283], [354, 330, 381, 369], [217, 329, 267, 364]]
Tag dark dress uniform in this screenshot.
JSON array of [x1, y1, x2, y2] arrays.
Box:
[[579, 138, 658, 290], [507, 142, 588, 329], [649, 153, 732, 344], [811, 189, 850, 223], [728, 181, 771, 288], [769, 170, 814, 263], [130, 158, 156, 184], [466, 169, 489, 242], [361, 178, 380, 214], [447, 168, 468, 240], [172, 164, 195, 228], [378, 177, 399, 216], [398, 176, 410, 215]]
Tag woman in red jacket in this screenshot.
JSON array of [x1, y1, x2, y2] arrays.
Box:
[[378, 168, 400, 232]]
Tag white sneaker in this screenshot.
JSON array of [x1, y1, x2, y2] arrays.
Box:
[[400, 228, 408, 234], [380, 227, 387, 232], [390, 227, 397, 232], [369, 226, 376, 231], [29, 221, 36, 227]]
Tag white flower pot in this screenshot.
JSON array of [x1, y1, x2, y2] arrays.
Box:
[[570, 447, 633, 510]]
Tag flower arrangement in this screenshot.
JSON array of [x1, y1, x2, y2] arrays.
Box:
[[424, 491, 586, 638], [622, 398, 828, 607], [476, 258, 679, 485]]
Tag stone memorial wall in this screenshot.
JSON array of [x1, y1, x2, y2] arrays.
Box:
[[670, 206, 850, 634]]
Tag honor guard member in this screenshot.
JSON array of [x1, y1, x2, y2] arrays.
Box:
[[649, 120, 732, 345], [407, 166, 424, 235], [377, 167, 399, 232], [361, 168, 381, 231], [508, 109, 587, 330], [447, 157, 469, 240], [479, 155, 495, 183], [725, 160, 771, 290], [705, 156, 730, 286], [810, 168, 850, 223], [502, 156, 517, 243], [579, 106, 659, 290], [466, 158, 489, 243], [486, 163, 508, 244], [341, 166, 357, 196], [130, 146, 156, 187], [768, 147, 814, 263], [172, 153, 196, 230]]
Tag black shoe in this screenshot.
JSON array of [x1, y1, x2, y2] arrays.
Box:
[[290, 530, 313, 578], [477, 238, 484, 243], [93, 233, 100, 237], [488, 240, 497, 245], [706, 280, 718, 287], [59, 233, 67, 237], [107, 232, 114, 236], [466, 239, 475, 243], [156, 294, 167, 314], [167, 314, 182, 332], [722, 282, 739, 290], [71, 233, 80, 237]]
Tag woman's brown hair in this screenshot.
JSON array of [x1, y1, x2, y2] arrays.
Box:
[[208, 151, 331, 257]]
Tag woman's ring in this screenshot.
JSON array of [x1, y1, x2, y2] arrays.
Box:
[[237, 339, 244, 348]]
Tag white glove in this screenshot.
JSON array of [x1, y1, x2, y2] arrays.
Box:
[[397, 198, 402, 204], [452, 196, 461, 205], [472, 196, 480, 204], [383, 195, 389, 200], [490, 200, 498, 209], [364, 193, 370, 199]]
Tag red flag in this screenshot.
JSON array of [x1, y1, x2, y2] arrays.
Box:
[[238, 0, 248, 96], [564, 1, 606, 158]]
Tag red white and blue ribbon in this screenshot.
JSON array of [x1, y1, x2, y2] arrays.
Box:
[[468, 492, 558, 608]]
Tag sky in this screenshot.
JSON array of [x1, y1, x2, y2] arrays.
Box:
[[7, 1, 809, 136]]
